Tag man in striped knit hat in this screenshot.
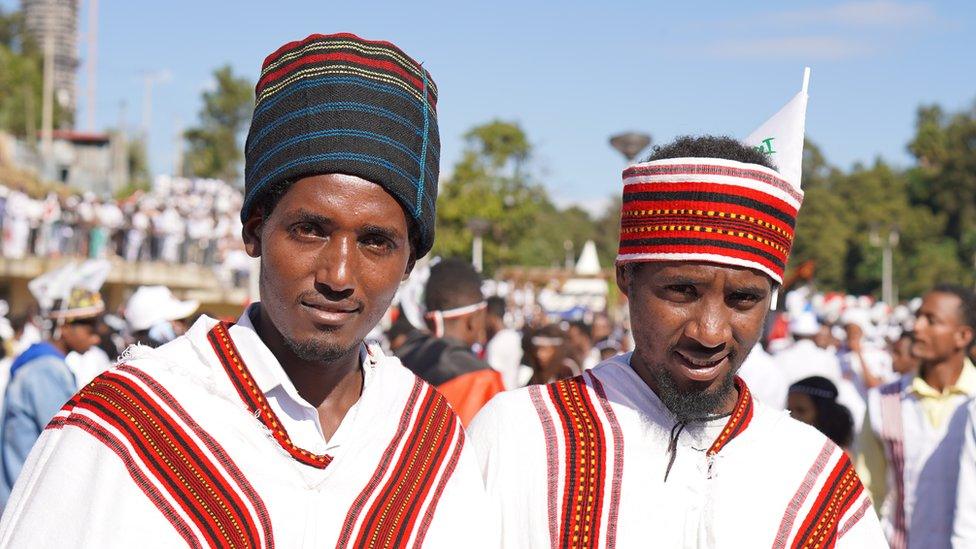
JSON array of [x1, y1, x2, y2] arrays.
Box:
[[469, 136, 886, 547], [0, 34, 495, 548]]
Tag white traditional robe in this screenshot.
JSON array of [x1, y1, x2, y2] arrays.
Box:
[[863, 371, 975, 549], [952, 400, 976, 547], [469, 353, 886, 548], [0, 313, 495, 548]]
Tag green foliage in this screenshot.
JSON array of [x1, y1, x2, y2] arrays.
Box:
[[0, 7, 70, 139], [791, 120, 973, 299], [433, 120, 602, 273], [127, 138, 150, 189], [183, 65, 253, 183], [443, 104, 976, 300], [907, 102, 976, 268]]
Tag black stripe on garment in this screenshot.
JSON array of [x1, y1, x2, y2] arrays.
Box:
[[622, 191, 796, 228]]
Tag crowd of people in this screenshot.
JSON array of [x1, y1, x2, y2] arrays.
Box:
[[0, 31, 973, 548], [0, 177, 252, 286]]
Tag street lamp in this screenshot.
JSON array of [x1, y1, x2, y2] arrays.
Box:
[[467, 218, 491, 273], [870, 226, 900, 304], [609, 132, 652, 162]]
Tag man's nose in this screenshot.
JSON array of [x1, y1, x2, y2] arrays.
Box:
[[685, 300, 732, 349], [314, 234, 356, 294]]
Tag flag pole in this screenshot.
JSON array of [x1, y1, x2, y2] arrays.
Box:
[[802, 67, 811, 94]]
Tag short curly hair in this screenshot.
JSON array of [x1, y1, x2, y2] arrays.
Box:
[[644, 135, 776, 170]]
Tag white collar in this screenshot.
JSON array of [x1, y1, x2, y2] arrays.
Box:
[[229, 304, 372, 408]]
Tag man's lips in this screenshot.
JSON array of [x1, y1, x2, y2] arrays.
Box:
[[299, 299, 361, 325], [673, 350, 730, 383]]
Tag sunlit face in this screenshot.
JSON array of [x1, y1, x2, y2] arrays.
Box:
[[912, 291, 973, 365], [787, 391, 817, 426], [243, 174, 413, 363], [617, 261, 773, 420]]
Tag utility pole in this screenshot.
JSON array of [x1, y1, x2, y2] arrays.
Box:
[[142, 73, 155, 139], [85, 0, 99, 131], [871, 227, 899, 305], [173, 116, 184, 177], [41, 31, 55, 175]]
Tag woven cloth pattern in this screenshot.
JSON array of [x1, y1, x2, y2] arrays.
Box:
[[242, 33, 440, 256], [616, 158, 803, 284]]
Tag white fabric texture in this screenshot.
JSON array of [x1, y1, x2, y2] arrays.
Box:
[[952, 400, 976, 547], [737, 345, 788, 410], [866, 376, 974, 549], [0, 313, 496, 548], [469, 354, 885, 548], [485, 328, 524, 391]]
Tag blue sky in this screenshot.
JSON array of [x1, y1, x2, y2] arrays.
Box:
[[10, 0, 975, 213]]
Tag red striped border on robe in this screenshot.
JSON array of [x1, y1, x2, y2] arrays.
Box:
[[534, 372, 624, 549], [789, 453, 865, 548], [880, 382, 907, 549], [48, 366, 273, 548], [341, 383, 465, 549]]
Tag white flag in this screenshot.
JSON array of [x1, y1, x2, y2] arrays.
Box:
[[745, 67, 810, 191]]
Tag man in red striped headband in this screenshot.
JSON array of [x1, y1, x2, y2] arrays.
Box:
[[469, 136, 886, 547]]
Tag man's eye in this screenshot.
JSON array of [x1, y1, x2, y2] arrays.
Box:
[[362, 234, 395, 251], [729, 292, 761, 305], [291, 223, 321, 238], [667, 285, 697, 297]]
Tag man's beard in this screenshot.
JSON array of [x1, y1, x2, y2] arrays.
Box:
[[649, 363, 737, 423], [282, 330, 358, 363]]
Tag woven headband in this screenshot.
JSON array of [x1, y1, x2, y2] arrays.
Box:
[[616, 157, 803, 284], [424, 301, 487, 337]]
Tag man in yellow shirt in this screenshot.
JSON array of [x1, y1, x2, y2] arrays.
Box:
[[858, 284, 976, 549]]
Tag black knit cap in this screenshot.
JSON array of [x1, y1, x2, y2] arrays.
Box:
[[242, 33, 440, 257]]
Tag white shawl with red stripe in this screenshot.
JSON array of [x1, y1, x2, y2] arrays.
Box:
[[469, 353, 886, 548], [0, 316, 495, 548]]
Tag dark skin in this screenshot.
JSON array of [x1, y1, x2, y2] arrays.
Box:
[[242, 174, 414, 440], [891, 335, 919, 375], [617, 261, 772, 417], [55, 319, 101, 355], [566, 325, 593, 363], [911, 291, 974, 392], [787, 391, 817, 426], [485, 313, 504, 343], [433, 308, 487, 348]]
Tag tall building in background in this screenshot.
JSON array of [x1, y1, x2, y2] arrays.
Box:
[[21, 0, 79, 125]]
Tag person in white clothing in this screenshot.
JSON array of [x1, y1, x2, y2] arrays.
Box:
[[737, 344, 788, 409], [859, 284, 976, 549], [485, 296, 524, 390], [952, 399, 976, 547], [775, 312, 866, 435], [0, 33, 494, 548], [470, 137, 885, 547]]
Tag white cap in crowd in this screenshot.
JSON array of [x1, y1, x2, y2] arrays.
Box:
[[789, 311, 821, 337], [125, 286, 200, 332]]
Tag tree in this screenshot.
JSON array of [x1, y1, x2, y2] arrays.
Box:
[[0, 7, 74, 140], [907, 102, 976, 276], [434, 120, 597, 272], [183, 65, 253, 183]]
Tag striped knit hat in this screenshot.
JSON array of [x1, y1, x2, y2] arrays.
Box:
[[242, 33, 440, 257], [616, 157, 804, 284]]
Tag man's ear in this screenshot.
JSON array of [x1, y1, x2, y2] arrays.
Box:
[[242, 212, 265, 258], [402, 254, 416, 283], [616, 264, 632, 299], [955, 325, 974, 353]]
